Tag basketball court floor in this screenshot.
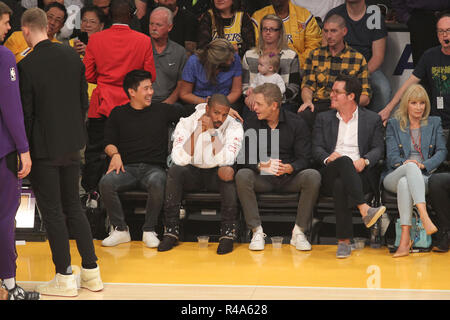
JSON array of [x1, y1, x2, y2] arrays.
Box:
[[15, 240, 450, 300]]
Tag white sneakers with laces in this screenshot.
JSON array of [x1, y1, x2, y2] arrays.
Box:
[[143, 231, 160, 248], [101, 227, 131, 247], [249, 231, 266, 251], [290, 230, 312, 251]]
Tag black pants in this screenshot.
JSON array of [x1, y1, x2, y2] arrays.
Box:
[[428, 173, 450, 231], [81, 118, 107, 193], [298, 100, 331, 132], [30, 152, 98, 274], [407, 9, 439, 67], [320, 156, 372, 239], [162, 165, 239, 234]]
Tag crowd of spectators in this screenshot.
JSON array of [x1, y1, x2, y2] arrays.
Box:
[[1, 0, 450, 299]]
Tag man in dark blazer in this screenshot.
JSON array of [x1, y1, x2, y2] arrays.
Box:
[[312, 74, 386, 259], [18, 8, 102, 297]]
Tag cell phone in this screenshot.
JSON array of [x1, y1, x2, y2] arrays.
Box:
[[79, 32, 89, 45]]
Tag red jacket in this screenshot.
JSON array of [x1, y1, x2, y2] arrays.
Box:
[[83, 25, 156, 118]]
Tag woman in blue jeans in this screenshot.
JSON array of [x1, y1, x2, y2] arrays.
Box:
[[383, 84, 447, 258]]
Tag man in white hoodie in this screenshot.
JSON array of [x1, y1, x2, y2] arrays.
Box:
[[157, 94, 244, 255]]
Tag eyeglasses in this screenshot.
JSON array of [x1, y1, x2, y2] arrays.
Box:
[[437, 28, 450, 36], [262, 27, 280, 33]]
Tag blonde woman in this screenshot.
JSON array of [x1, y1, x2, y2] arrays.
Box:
[[179, 38, 243, 116], [242, 14, 300, 114], [383, 84, 447, 257]]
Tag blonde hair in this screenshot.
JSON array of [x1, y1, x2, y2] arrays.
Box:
[[21, 7, 47, 31], [394, 84, 431, 131], [255, 14, 288, 54], [196, 38, 235, 85], [260, 52, 280, 72]]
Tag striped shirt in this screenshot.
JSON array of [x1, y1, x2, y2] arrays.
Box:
[[301, 43, 371, 101], [242, 48, 300, 103]]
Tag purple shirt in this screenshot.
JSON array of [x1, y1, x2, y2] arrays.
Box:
[[391, 0, 450, 24], [0, 46, 28, 159], [182, 52, 242, 98]]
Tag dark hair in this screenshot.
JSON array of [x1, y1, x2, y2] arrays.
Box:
[[437, 10, 450, 25], [44, 2, 68, 23], [210, 0, 242, 38], [335, 74, 362, 104], [207, 93, 231, 108], [0, 1, 12, 17], [123, 69, 152, 98], [110, 0, 132, 24], [81, 5, 107, 25]]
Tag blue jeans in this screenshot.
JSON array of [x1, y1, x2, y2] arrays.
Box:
[[99, 163, 167, 232], [367, 69, 392, 113]]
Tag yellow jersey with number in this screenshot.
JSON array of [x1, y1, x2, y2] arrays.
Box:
[[251, 2, 322, 67]]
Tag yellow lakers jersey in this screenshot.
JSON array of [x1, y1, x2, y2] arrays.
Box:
[[209, 10, 244, 46]]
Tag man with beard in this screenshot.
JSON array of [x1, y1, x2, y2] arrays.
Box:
[[158, 94, 244, 255]]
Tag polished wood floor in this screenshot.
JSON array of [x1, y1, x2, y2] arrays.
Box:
[[15, 240, 450, 300]]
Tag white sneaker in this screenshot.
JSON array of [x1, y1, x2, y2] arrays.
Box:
[[101, 227, 131, 247], [143, 231, 160, 248], [249, 232, 266, 251], [291, 231, 312, 251], [81, 266, 104, 292], [36, 273, 78, 297]]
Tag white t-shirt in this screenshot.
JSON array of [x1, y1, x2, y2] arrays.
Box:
[[250, 73, 286, 95]]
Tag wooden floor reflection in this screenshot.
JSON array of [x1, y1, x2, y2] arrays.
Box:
[[15, 240, 450, 300]]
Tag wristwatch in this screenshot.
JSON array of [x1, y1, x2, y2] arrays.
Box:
[[364, 158, 370, 166]]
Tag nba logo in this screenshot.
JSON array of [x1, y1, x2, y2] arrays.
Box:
[[10, 67, 16, 82]]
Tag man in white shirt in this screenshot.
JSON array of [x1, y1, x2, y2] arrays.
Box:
[[158, 94, 244, 255], [312, 74, 385, 259]]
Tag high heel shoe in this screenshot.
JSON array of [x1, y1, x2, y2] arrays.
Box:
[[393, 240, 414, 258], [425, 223, 438, 235]]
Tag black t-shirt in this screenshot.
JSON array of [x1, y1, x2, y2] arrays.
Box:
[[104, 102, 184, 166], [140, 7, 198, 47], [413, 46, 450, 129], [169, 9, 198, 46], [327, 4, 387, 62]]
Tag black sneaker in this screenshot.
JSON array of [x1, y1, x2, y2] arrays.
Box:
[[432, 230, 449, 253], [217, 237, 234, 255], [2, 284, 40, 300], [157, 235, 178, 252]]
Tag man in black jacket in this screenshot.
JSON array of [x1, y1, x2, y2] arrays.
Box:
[[235, 83, 321, 252], [312, 74, 386, 259], [18, 7, 102, 297]]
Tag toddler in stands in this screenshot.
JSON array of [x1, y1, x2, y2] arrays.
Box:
[[247, 52, 285, 97]]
